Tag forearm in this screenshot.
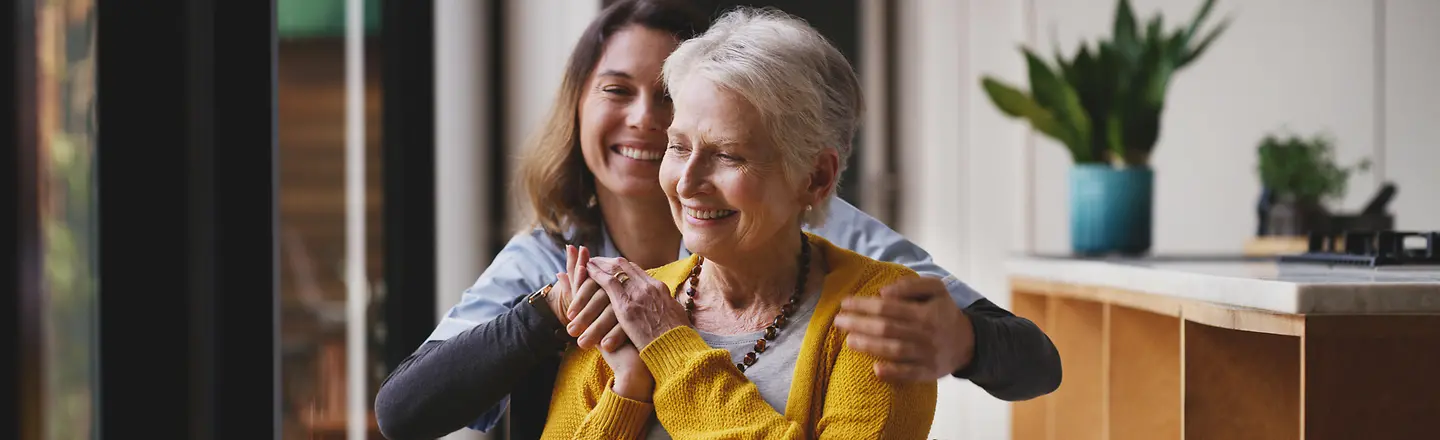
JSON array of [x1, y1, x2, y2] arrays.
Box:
[[952, 298, 1062, 401], [374, 301, 568, 440]]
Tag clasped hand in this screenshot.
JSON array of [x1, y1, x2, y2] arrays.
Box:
[[545, 246, 688, 401]]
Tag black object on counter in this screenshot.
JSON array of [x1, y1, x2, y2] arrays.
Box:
[[1280, 230, 1440, 267]]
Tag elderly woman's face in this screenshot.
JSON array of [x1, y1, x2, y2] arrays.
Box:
[[577, 25, 678, 199], [661, 77, 810, 258]]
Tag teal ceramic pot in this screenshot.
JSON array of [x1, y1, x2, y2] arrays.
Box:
[[1070, 164, 1153, 255]]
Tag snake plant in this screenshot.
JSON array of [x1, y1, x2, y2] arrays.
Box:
[[982, 0, 1229, 167]]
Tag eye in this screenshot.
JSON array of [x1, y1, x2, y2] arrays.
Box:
[[667, 143, 690, 153], [602, 85, 633, 96], [717, 153, 743, 162]]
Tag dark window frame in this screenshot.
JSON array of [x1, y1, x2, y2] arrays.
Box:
[[95, 0, 278, 438], [3, 0, 42, 438], [381, 0, 440, 374]]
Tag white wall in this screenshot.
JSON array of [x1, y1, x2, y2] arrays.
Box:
[[1386, 0, 1440, 231], [503, 0, 602, 231]]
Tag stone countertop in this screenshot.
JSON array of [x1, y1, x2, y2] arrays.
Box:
[[1007, 256, 1440, 315]]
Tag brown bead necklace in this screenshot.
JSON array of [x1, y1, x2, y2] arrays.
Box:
[[682, 233, 811, 372]]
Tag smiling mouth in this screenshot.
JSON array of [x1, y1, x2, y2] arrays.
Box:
[[613, 145, 663, 161], [684, 207, 737, 220]]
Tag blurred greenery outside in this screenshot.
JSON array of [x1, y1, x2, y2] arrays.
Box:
[[39, 0, 97, 439], [278, 0, 381, 39]]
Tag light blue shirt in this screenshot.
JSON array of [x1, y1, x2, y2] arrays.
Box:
[[427, 196, 983, 432]]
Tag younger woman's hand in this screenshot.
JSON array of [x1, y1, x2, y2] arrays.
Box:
[[544, 245, 592, 323]]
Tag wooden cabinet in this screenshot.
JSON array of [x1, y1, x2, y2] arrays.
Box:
[[1008, 260, 1440, 440]]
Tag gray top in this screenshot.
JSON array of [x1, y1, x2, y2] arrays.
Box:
[[644, 284, 824, 439]]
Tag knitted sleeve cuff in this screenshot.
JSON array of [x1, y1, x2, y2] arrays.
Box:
[[582, 379, 655, 438], [639, 326, 717, 384]]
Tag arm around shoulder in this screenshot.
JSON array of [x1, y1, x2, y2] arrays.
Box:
[[375, 300, 568, 440], [376, 230, 571, 439], [954, 298, 1062, 401]]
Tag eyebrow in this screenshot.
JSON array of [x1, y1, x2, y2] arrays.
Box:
[[688, 133, 744, 149], [596, 70, 632, 79]]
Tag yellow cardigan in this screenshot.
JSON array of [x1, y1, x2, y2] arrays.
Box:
[[540, 233, 938, 439]]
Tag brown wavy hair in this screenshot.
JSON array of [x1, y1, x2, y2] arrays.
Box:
[[517, 0, 709, 248]]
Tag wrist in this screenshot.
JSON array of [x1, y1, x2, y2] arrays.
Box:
[[949, 309, 979, 375], [611, 374, 653, 402], [527, 283, 568, 325]]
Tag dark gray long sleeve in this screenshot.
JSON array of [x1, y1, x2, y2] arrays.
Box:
[[373, 300, 568, 440], [953, 298, 1063, 401]]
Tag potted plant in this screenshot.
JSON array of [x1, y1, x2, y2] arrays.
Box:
[[981, 0, 1229, 255], [1256, 132, 1370, 236]]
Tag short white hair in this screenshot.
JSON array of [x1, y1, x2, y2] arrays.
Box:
[[662, 7, 863, 227]]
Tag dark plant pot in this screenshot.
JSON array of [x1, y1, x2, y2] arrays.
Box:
[[1263, 196, 1330, 236], [1070, 164, 1153, 256]]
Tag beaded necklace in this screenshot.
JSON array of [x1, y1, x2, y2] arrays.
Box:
[[681, 233, 811, 372]]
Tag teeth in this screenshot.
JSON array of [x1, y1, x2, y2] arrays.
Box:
[[685, 207, 736, 220], [617, 146, 663, 161]]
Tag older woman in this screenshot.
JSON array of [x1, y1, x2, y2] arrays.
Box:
[[541, 8, 936, 438]]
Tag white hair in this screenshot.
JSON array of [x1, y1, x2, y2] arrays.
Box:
[[662, 6, 863, 227]]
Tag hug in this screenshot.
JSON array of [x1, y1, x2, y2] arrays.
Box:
[[374, 1, 1061, 438]]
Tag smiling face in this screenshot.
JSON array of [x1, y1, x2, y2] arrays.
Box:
[[662, 76, 833, 259], [577, 25, 680, 199]]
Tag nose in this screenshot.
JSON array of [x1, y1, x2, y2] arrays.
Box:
[[674, 152, 711, 199], [626, 94, 668, 132]]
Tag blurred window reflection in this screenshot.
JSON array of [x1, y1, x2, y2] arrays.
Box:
[[34, 0, 98, 439], [277, 26, 386, 440]]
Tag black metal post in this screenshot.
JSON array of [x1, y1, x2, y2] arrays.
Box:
[[381, 0, 439, 372], [95, 0, 278, 438], [3, 0, 41, 438]]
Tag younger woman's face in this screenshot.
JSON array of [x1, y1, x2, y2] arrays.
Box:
[[577, 25, 679, 199]]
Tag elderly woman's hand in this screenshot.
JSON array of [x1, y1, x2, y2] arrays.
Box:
[[587, 257, 690, 349], [598, 341, 654, 402], [836, 276, 976, 382]]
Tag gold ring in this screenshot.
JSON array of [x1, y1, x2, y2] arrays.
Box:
[[615, 272, 631, 284]]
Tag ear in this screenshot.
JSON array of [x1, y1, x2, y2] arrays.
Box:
[[800, 148, 840, 207]]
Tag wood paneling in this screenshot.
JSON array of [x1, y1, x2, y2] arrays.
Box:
[[1050, 297, 1107, 440], [1014, 279, 1440, 440], [1183, 321, 1300, 440], [1304, 315, 1440, 440], [1109, 306, 1180, 440]]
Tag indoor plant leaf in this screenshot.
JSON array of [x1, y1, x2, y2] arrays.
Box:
[[1024, 49, 1093, 162], [982, 77, 1085, 162], [1179, 18, 1230, 67]]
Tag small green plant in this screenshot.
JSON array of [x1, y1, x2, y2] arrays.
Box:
[[982, 0, 1229, 167], [1258, 132, 1370, 204]]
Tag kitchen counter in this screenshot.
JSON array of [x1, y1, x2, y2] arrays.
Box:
[[1009, 257, 1440, 315], [1006, 257, 1440, 440]]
